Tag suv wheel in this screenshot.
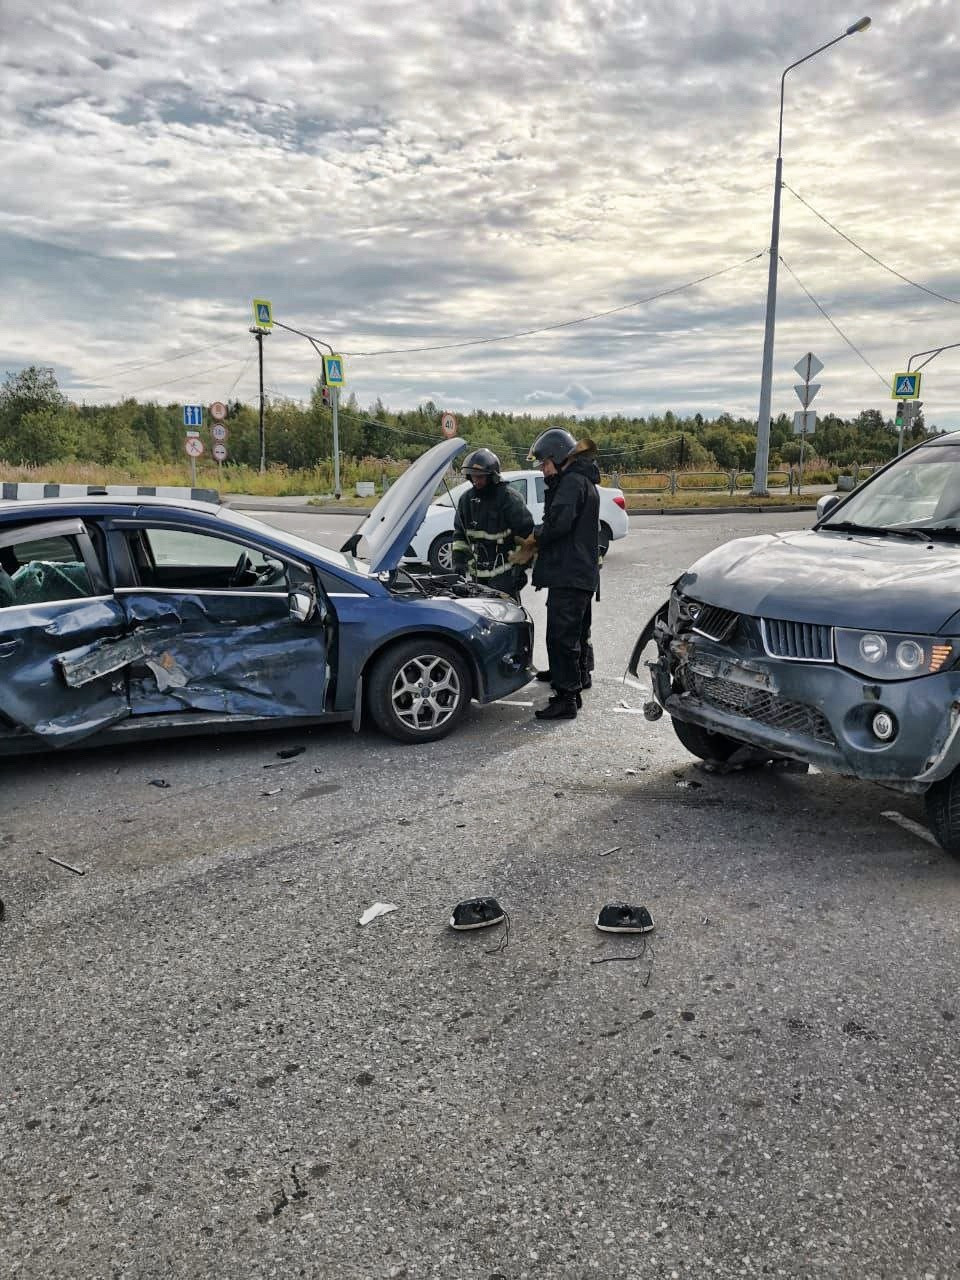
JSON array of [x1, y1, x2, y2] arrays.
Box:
[[671, 716, 742, 762], [367, 639, 471, 742], [924, 768, 960, 856]]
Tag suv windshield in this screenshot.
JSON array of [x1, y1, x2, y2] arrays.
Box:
[[821, 444, 960, 532]]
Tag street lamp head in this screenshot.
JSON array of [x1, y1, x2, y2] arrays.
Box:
[[845, 16, 871, 33]]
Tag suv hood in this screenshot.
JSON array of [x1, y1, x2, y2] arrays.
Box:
[[680, 528, 960, 634], [354, 438, 467, 572]]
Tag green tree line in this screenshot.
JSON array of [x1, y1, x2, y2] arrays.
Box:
[[0, 365, 934, 476]]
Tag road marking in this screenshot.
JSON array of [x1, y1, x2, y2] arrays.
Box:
[[501, 700, 534, 708], [881, 810, 940, 848]]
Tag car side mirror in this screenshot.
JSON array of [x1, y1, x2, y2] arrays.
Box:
[[289, 590, 316, 623], [816, 494, 841, 522]]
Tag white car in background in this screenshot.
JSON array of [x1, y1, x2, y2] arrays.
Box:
[[404, 469, 630, 573]]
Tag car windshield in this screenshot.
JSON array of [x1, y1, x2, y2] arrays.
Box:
[[821, 444, 960, 532]]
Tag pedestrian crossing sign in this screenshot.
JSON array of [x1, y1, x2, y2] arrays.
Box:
[[891, 371, 921, 399], [323, 354, 345, 387], [252, 298, 273, 330]]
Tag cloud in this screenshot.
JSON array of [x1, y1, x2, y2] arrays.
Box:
[[563, 382, 593, 409], [2, 1, 960, 429]]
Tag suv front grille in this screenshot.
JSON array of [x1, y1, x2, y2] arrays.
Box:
[[762, 618, 834, 662], [688, 601, 739, 642], [687, 671, 836, 745]]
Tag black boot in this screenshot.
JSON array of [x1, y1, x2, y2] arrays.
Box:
[[535, 693, 578, 720], [535, 669, 553, 682], [580, 671, 592, 690]]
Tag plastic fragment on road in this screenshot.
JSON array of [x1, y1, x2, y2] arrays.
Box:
[[277, 746, 306, 759], [47, 855, 85, 876], [261, 788, 283, 797], [149, 778, 171, 789], [881, 810, 941, 849], [358, 902, 398, 926], [599, 846, 622, 857]]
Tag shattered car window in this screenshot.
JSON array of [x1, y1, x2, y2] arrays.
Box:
[[0, 533, 94, 606], [133, 527, 288, 592]]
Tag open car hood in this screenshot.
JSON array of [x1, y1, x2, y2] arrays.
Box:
[[353, 438, 467, 572]]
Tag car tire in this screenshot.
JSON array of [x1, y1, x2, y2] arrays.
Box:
[[671, 716, 742, 762], [428, 532, 455, 574], [923, 768, 960, 856], [367, 638, 471, 743], [599, 522, 611, 560]]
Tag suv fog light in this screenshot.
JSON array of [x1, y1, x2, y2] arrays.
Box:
[[872, 711, 896, 741]]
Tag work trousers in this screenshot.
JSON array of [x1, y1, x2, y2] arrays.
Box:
[[545, 587, 594, 693]]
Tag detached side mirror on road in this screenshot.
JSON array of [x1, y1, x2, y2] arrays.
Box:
[[289, 590, 316, 623], [816, 494, 841, 522]]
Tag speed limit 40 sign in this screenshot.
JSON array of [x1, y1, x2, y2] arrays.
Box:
[[440, 412, 458, 437]]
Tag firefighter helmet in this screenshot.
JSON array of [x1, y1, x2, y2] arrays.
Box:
[[527, 427, 577, 468], [461, 448, 501, 479]]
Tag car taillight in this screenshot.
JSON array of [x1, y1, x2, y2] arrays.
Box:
[[613, 495, 626, 509]]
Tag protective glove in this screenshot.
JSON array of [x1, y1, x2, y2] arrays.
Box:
[[508, 533, 538, 567]]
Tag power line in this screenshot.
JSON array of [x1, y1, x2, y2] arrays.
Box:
[[117, 358, 254, 397], [276, 251, 766, 358], [783, 184, 960, 306], [779, 257, 889, 390], [86, 337, 250, 383]]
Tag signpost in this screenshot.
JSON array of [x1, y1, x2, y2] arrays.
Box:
[[440, 412, 458, 438], [210, 401, 227, 421], [212, 442, 227, 464], [183, 404, 203, 428], [793, 353, 823, 495], [184, 431, 204, 487], [211, 423, 228, 443]]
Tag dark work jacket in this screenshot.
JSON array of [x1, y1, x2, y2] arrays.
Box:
[[532, 457, 600, 592], [452, 481, 534, 593]]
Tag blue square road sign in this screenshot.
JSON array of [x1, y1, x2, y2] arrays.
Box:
[[183, 404, 203, 427], [891, 372, 921, 399]]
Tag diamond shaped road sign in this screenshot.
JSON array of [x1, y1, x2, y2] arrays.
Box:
[[794, 382, 821, 408], [794, 352, 824, 382]]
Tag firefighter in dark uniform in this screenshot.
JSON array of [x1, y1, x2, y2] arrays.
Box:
[[451, 449, 534, 600], [511, 428, 600, 721]]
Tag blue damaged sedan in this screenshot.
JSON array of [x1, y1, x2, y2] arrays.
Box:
[[630, 433, 960, 855], [0, 440, 533, 753]]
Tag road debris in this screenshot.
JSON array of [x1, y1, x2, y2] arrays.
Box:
[[0, 898, 5, 922], [358, 902, 398, 926], [599, 845, 622, 857], [149, 778, 171, 789], [261, 788, 283, 797], [47, 855, 85, 876], [881, 810, 941, 849], [263, 760, 295, 769], [624, 768, 637, 776], [277, 746, 306, 760]]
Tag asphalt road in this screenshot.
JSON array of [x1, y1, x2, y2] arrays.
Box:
[[2, 512, 959, 1280]]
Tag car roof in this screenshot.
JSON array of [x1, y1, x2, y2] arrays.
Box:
[[0, 494, 373, 579]]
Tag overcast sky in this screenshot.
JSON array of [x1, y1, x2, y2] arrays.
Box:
[[3, 0, 960, 429]]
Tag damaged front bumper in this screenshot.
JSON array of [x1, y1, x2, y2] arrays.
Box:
[[633, 605, 960, 792]]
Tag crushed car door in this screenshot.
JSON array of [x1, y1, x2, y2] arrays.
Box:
[[0, 518, 130, 745], [106, 521, 330, 719]]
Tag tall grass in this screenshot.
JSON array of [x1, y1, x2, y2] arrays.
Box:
[[0, 457, 411, 497]]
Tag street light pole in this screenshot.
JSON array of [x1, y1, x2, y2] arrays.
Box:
[[751, 16, 871, 496]]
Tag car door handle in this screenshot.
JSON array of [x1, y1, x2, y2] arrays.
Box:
[[0, 639, 21, 659]]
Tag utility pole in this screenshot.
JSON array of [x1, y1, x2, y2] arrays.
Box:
[[248, 325, 268, 473], [257, 329, 266, 473], [331, 385, 341, 499]]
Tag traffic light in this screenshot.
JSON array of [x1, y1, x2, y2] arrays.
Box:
[[321, 386, 332, 407], [895, 400, 905, 428]]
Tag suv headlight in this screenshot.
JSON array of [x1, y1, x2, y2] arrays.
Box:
[[836, 629, 958, 679]]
